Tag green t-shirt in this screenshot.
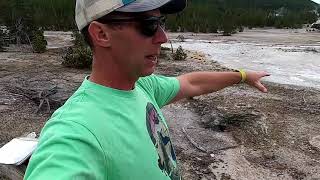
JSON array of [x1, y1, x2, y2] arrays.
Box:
[[24, 74, 180, 180]]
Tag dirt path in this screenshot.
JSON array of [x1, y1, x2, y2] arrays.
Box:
[[0, 44, 320, 179]]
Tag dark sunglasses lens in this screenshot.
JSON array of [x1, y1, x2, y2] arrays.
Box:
[[141, 21, 158, 36], [140, 17, 166, 37]]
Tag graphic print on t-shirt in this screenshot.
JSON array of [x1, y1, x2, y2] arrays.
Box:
[[146, 103, 180, 180]]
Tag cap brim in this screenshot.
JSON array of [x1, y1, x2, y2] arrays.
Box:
[[160, 0, 186, 14]]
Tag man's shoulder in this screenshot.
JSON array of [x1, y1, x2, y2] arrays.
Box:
[[137, 74, 176, 87], [44, 91, 107, 134]]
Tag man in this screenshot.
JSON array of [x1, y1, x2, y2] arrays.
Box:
[[24, 0, 269, 179]]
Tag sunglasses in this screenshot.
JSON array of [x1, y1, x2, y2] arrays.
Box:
[[98, 16, 166, 37]]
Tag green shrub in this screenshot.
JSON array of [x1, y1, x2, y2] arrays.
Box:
[[31, 29, 47, 53], [72, 30, 87, 47], [62, 31, 92, 69], [62, 46, 92, 69], [173, 46, 187, 61]]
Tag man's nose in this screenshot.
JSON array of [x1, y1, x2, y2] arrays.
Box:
[[152, 26, 168, 44]]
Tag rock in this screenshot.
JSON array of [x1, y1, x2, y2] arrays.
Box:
[[0, 105, 10, 112], [309, 135, 320, 150]]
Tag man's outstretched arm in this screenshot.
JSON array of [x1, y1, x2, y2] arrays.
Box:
[[171, 71, 270, 103]]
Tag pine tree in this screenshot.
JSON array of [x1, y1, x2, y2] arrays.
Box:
[[9, 0, 35, 45], [0, 30, 5, 51], [31, 29, 47, 53]]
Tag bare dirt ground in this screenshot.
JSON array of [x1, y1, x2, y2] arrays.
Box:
[[157, 51, 320, 180], [0, 30, 320, 180]]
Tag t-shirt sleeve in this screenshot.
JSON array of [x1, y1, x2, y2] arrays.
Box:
[[24, 120, 106, 180], [138, 74, 180, 108]]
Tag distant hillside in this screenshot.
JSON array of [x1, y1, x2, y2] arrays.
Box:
[[166, 0, 320, 33]]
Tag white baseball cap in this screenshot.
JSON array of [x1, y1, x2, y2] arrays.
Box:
[[75, 0, 187, 30]]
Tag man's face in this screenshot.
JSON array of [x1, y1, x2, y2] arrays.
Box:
[[108, 10, 168, 78]]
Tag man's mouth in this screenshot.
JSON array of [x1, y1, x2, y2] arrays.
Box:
[[146, 55, 158, 63]]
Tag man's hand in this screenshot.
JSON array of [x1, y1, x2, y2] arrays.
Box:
[[245, 71, 270, 93]]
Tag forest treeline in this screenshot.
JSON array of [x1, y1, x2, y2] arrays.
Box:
[[167, 0, 319, 33], [0, 0, 319, 33]]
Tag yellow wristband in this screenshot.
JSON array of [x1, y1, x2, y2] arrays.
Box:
[[238, 69, 247, 83]]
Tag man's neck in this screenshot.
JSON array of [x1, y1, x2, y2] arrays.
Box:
[[89, 54, 138, 90], [89, 70, 137, 91]]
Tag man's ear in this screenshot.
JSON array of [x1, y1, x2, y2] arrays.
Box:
[[88, 21, 111, 48]]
